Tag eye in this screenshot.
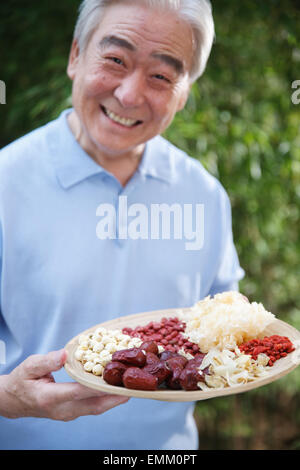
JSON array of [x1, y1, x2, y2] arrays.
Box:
[[153, 74, 171, 83], [109, 57, 124, 65]]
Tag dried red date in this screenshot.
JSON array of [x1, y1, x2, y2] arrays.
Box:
[[140, 341, 159, 355], [166, 355, 188, 369], [179, 366, 205, 391], [103, 361, 128, 386], [143, 361, 171, 385], [166, 366, 184, 389], [177, 353, 208, 390], [165, 355, 188, 389], [145, 352, 160, 365], [159, 351, 178, 361], [122, 367, 158, 391], [186, 353, 206, 368], [111, 348, 146, 367]]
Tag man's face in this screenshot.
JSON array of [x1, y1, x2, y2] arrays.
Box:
[[67, 2, 194, 157]]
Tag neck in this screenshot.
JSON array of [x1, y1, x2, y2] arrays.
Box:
[[67, 111, 145, 187]]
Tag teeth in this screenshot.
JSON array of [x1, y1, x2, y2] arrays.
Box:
[[104, 107, 138, 127]]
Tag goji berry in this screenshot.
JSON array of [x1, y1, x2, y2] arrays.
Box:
[[239, 334, 294, 366]]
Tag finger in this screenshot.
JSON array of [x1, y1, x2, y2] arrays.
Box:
[[18, 349, 67, 379], [55, 394, 130, 421], [40, 381, 111, 405], [91, 393, 130, 413]]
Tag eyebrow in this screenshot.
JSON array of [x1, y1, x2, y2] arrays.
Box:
[[99, 35, 184, 75], [151, 53, 184, 75], [99, 35, 135, 52]]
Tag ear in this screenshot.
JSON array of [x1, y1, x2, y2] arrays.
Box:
[[67, 39, 80, 81], [177, 82, 192, 112]]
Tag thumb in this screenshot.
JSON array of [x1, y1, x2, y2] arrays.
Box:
[[20, 349, 67, 379]]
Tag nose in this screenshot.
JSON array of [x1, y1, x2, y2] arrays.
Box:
[[114, 71, 146, 108]]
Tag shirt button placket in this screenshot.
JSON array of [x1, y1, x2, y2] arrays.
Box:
[[116, 193, 128, 246], [115, 176, 140, 248]]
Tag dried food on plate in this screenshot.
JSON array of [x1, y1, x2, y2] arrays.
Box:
[[64, 291, 300, 401]]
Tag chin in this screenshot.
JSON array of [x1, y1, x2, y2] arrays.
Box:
[[92, 138, 135, 157]]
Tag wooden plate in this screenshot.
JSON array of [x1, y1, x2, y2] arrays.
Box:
[[64, 307, 300, 402]]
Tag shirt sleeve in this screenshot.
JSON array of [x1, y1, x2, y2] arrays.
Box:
[[0, 219, 4, 367], [208, 186, 245, 296], [0, 219, 2, 308]]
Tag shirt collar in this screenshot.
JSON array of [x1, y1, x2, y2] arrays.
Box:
[[49, 109, 105, 189], [138, 134, 176, 184], [49, 109, 175, 189]]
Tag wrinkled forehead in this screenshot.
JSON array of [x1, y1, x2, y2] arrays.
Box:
[[87, 2, 195, 73]]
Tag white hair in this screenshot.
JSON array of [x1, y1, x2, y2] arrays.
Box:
[[73, 0, 215, 82]]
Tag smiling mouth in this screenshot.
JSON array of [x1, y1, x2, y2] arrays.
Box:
[[101, 105, 143, 128]]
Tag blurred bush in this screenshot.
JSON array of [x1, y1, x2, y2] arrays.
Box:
[[0, 0, 299, 450]]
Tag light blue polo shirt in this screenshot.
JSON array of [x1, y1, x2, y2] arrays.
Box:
[[0, 109, 244, 450]]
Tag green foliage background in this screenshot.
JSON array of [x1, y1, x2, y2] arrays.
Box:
[[1, 0, 299, 449]]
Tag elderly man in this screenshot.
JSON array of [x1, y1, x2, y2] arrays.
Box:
[[0, 0, 243, 450]]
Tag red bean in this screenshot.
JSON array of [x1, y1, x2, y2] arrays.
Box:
[[169, 339, 177, 345], [122, 317, 202, 358], [152, 333, 162, 342]]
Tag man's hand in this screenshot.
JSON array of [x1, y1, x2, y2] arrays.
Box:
[[0, 349, 129, 421]]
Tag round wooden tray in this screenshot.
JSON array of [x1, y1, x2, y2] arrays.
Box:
[[64, 307, 300, 402]]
